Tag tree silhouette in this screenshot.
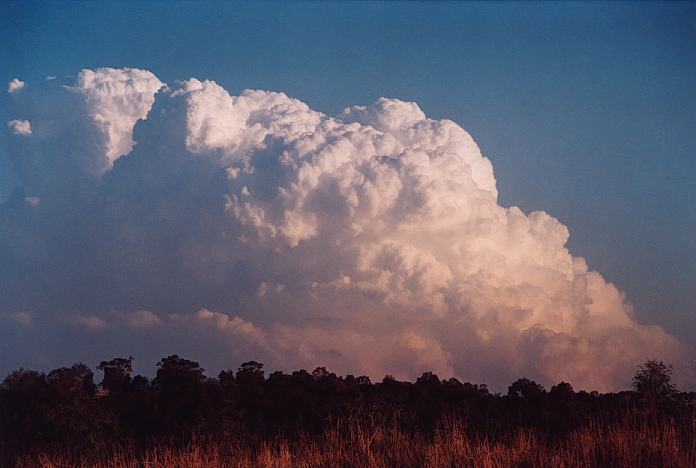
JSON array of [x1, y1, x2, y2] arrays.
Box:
[[1, 355, 692, 466], [153, 355, 207, 436], [507, 378, 545, 399], [633, 360, 677, 402], [236, 361, 265, 392], [98, 357, 133, 392]]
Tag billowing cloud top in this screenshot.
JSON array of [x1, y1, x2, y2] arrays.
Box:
[[1, 68, 691, 390], [71, 68, 163, 167]]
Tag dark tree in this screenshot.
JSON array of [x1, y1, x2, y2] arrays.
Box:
[[0, 370, 50, 456], [98, 357, 133, 392], [507, 378, 545, 399], [633, 360, 677, 401], [153, 355, 207, 436], [1, 355, 693, 466], [236, 361, 265, 390], [312, 366, 330, 380], [155, 355, 205, 385]]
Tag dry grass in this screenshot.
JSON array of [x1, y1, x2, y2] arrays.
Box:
[[16, 418, 696, 468]]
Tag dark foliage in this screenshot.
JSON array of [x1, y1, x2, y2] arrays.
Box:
[[0, 356, 693, 464]]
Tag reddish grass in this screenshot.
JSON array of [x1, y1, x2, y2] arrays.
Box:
[[15, 417, 696, 467]]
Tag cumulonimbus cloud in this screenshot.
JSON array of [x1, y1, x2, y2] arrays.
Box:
[[1, 68, 692, 391]]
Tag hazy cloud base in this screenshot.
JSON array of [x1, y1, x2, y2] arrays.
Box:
[[2, 68, 691, 391]]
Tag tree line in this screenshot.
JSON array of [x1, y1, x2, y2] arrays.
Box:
[[0, 356, 692, 465]]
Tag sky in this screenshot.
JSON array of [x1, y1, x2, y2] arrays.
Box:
[[1, 1, 694, 390]]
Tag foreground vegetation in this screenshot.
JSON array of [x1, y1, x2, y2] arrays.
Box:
[[2, 357, 694, 467], [15, 417, 696, 467]]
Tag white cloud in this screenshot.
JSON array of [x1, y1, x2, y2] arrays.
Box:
[[24, 196, 40, 206], [7, 119, 32, 136], [8, 79, 25, 93], [126, 309, 162, 328], [73, 315, 108, 331], [0, 68, 691, 391], [197, 308, 267, 346], [256, 282, 285, 298], [69, 68, 164, 168]]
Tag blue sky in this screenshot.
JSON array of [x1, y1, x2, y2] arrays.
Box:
[[1, 1, 694, 353]]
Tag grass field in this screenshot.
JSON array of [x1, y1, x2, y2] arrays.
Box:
[[16, 416, 695, 468]]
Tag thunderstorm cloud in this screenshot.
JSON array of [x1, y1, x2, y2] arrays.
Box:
[[1, 68, 691, 391]]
